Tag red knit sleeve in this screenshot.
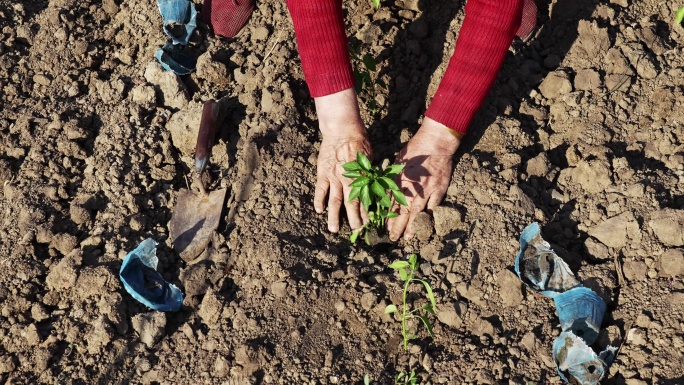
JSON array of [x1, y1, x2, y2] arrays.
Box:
[[425, 0, 525, 135], [286, 0, 355, 97]]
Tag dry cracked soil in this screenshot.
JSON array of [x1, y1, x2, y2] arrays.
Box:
[[1, 0, 683, 384]]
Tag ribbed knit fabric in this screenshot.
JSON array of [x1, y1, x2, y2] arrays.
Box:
[[286, 0, 355, 97], [204, 0, 255, 38], [516, 0, 537, 40], [425, 0, 523, 134], [288, 0, 535, 135]]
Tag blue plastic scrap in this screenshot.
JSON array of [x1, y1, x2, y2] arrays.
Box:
[[515, 223, 617, 385], [119, 238, 184, 312], [154, 42, 197, 75], [157, 0, 197, 45]]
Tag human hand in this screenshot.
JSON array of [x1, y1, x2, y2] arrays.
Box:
[[387, 117, 462, 241], [313, 88, 372, 233]]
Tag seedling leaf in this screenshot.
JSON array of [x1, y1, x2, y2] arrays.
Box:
[[348, 185, 362, 202], [362, 54, 377, 72], [357, 152, 372, 171], [677, 6, 684, 24], [422, 304, 435, 315], [360, 185, 372, 211], [350, 228, 363, 243], [350, 177, 370, 187], [384, 164, 404, 175], [399, 268, 408, 281], [364, 374, 370, 385], [343, 161, 362, 172], [342, 171, 362, 178], [387, 211, 398, 219], [371, 181, 386, 198], [371, 0, 380, 9], [379, 194, 392, 208], [384, 304, 398, 314], [418, 279, 436, 310], [416, 314, 435, 337], [379, 177, 400, 191], [388, 260, 409, 269], [392, 189, 408, 206]]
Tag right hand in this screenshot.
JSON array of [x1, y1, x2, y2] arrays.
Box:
[[313, 88, 372, 233]]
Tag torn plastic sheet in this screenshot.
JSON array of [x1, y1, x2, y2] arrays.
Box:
[[553, 332, 618, 384], [119, 238, 184, 312], [155, 41, 197, 75], [515, 223, 617, 385], [515, 222, 580, 297], [157, 0, 198, 45]]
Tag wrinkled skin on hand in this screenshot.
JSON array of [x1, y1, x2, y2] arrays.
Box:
[[315, 133, 372, 233], [313, 88, 372, 233], [387, 117, 461, 241]]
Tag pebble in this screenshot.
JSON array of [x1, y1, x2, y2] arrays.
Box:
[[649, 209, 684, 246], [432, 206, 463, 237], [131, 312, 166, 348], [659, 248, 684, 277], [538, 71, 572, 100]]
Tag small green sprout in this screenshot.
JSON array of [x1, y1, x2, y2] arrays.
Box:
[[385, 254, 436, 350], [395, 370, 419, 384], [364, 374, 371, 385], [343, 152, 407, 244], [371, 0, 381, 9], [677, 6, 684, 24], [350, 43, 386, 115]]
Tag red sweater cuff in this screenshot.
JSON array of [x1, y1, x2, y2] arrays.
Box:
[[426, 0, 523, 135], [286, 0, 355, 97]]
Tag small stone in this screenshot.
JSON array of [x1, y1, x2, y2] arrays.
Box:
[[470, 317, 495, 337], [31, 303, 49, 322], [538, 71, 572, 100], [567, 159, 612, 194], [574, 68, 601, 91], [496, 269, 523, 307], [525, 153, 551, 177], [334, 301, 346, 312], [432, 206, 463, 237], [33, 74, 51, 86], [584, 237, 610, 260], [270, 281, 288, 298], [252, 26, 269, 41], [589, 211, 639, 249], [649, 209, 684, 246], [0, 355, 16, 374], [144, 61, 189, 110], [130, 84, 156, 109], [610, 0, 628, 7], [198, 288, 223, 328], [635, 313, 651, 328], [622, 260, 647, 281], [437, 305, 462, 328], [131, 312, 166, 348], [659, 249, 684, 277], [360, 292, 377, 311], [410, 212, 434, 241]]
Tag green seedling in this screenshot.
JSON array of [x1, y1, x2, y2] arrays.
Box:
[[677, 6, 684, 24], [385, 254, 436, 350], [343, 151, 407, 244], [371, 0, 381, 8], [395, 370, 419, 384], [364, 374, 371, 385], [350, 43, 386, 115]]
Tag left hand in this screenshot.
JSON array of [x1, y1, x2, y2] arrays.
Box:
[[387, 117, 462, 241]]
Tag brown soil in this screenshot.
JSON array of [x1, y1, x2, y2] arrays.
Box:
[[1, 0, 683, 384]]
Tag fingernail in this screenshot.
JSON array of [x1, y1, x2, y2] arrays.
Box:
[[389, 234, 398, 242], [315, 207, 323, 214], [329, 226, 338, 233]]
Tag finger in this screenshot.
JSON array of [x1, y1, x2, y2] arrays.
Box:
[[314, 176, 329, 214], [343, 188, 363, 230], [386, 199, 400, 232], [360, 203, 369, 225], [389, 200, 412, 241], [403, 199, 428, 240], [327, 181, 344, 233], [426, 187, 448, 213]]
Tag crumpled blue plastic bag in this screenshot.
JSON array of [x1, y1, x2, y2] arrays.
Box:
[[515, 223, 617, 385], [157, 0, 197, 45], [154, 41, 196, 75], [120, 238, 184, 312]]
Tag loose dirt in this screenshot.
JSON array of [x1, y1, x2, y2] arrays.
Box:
[[1, 0, 683, 384]]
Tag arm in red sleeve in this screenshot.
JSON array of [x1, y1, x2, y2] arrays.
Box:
[[425, 0, 526, 135], [286, 0, 355, 97]]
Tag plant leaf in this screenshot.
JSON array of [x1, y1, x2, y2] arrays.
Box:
[[416, 314, 435, 338], [350, 176, 370, 187], [677, 6, 684, 24], [350, 228, 363, 244], [384, 304, 398, 314], [379, 194, 391, 208], [387, 211, 398, 219], [357, 151, 372, 171], [392, 189, 408, 206], [388, 260, 409, 269], [409, 254, 418, 270], [371, 181, 386, 198], [353, 70, 364, 93], [362, 54, 377, 71], [343, 161, 362, 172], [378, 177, 400, 191], [348, 185, 362, 202], [419, 279, 436, 310], [399, 268, 408, 281], [360, 185, 371, 211], [422, 304, 435, 315], [376, 78, 386, 89], [342, 171, 362, 178], [364, 374, 370, 385], [371, 0, 380, 9], [384, 164, 404, 176]]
